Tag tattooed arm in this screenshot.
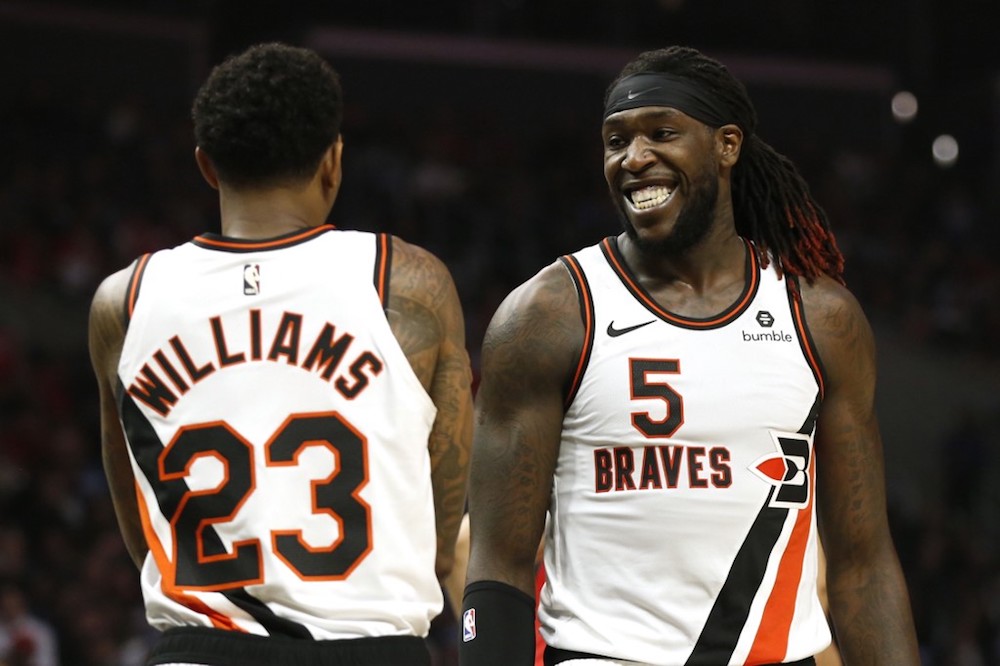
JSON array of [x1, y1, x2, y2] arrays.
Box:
[[386, 236, 474, 582], [89, 267, 148, 570], [465, 261, 582, 598], [802, 277, 919, 664]]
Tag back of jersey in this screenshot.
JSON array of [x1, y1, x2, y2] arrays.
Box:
[[116, 225, 440, 640]]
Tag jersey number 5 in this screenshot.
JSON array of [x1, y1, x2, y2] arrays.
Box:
[[629, 358, 683, 438], [154, 412, 370, 590]]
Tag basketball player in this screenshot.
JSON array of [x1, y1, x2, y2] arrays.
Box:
[[460, 46, 919, 665], [88, 43, 473, 666]]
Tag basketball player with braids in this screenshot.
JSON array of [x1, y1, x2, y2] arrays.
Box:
[[89, 43, 473, 665], [460, 46, 918, 665]]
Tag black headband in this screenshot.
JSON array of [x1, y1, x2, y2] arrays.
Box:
[[603, 72, 734, 127]]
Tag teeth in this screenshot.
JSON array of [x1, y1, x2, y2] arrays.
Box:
[[629, 185, 672, 210]]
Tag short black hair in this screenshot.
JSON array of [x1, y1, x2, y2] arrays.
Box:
[[192, 42, 343, 189]]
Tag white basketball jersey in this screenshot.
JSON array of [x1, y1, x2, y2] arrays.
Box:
[[116, 225, 441, 640], [539, 237, 831, 665]]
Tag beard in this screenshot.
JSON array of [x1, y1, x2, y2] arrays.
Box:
[[619, 173, 719, 257]]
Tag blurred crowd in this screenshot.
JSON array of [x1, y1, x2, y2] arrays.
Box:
[[0, 53, 998, 666]]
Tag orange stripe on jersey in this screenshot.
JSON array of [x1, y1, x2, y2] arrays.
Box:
[[744, 453, 816, 664], [134, 480, 243, 632], [559, 255, 594, 409], [195, 224, 334, 250], [601, 237, 760, 328], [375, 233, 391, 307], [126, 254, 152, 320]]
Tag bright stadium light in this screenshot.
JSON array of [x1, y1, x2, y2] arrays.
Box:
[[931, 134, 959, 168], [891, 91, 918, 123]]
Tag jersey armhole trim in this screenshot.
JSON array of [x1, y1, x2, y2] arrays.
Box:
[[125, 253, 153, 324], [374, 233, 392, 311], [558, 255, 595, 410], [786, 275, 826, 400]]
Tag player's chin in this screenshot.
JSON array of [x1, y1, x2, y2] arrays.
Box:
[[628, 211, 679, 242]]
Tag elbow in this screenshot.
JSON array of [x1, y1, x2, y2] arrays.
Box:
[[436, 551, 456, 583]]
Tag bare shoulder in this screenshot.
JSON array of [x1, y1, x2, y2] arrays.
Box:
[[489, 259, 579, 340], [387, 235, 458, 308], [480, 259, 583, 396], [385, 235, 467, 391], [797, 275, 876, 383], [88, 265, 133, 380], [797, 275, 869, 328]]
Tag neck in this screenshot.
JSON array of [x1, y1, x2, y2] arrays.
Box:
[[216, 185, 329, 239], [620, 223, 746, 295]]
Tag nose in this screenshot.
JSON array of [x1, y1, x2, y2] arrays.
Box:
[[621, 137, 655, 171]]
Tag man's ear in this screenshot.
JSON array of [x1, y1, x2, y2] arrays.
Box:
[[194, 147, 220, 190], [717, 124, 743, 168], [321, 135, 344, 192]]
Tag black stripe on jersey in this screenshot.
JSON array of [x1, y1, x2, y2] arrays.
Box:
[[799, 394, 821, 437], [119, 391, 314, 639], [685, 403, 819, 664], [122, 391, 201, 531], [601, 236, 760, 330], [786, 275, 827, 400], [222, 588, 313, 638], [191, 224, 336, 253], [120, 387, 170, 504], [684, 490, 788, 665], [559, 254, 595, 409], [374, 232, 392, 311], [125, 253, 152, 323]]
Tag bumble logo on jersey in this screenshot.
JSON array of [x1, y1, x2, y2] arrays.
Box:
[[742, 308, 794, 342]]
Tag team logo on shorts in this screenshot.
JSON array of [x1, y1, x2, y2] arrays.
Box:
[[243, 264, 261, 295], [750, 430, 812, 508], [462, 608, 476, 642]]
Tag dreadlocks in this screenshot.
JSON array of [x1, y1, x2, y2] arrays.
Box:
[[606, 46, 845, 284]]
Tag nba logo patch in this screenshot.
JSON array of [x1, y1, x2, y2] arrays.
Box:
[[462, 608, 476, 642], [243, 264, 261, 295]]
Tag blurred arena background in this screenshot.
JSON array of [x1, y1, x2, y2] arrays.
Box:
[[0, 1, 997, 664]]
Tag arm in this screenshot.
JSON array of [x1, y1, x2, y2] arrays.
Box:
[[386, 236, 473, 583], [88, 267, 148, 570], [814, 539, 844, 666], [443, 512, 471, 619], [802, 277, 919, 664], [461, 261, 582, 665]]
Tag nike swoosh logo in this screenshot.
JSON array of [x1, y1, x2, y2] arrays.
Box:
[[607, 320, 655, 337], [626, 87, 660, 100]]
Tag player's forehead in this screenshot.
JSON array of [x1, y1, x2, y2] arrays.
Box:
[[602, 106, 698, 131]]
